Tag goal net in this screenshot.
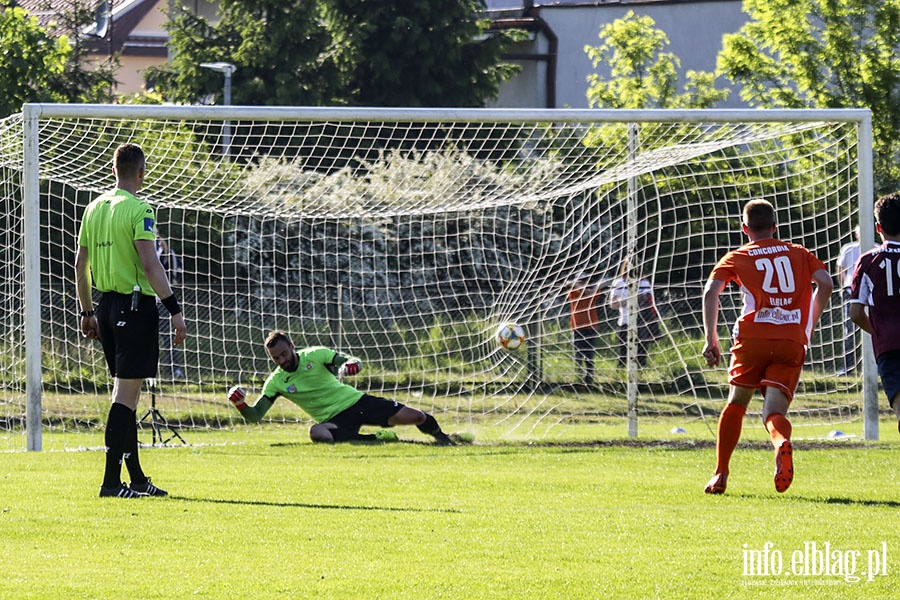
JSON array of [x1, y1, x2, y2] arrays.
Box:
[[0, 105, 874, 451]]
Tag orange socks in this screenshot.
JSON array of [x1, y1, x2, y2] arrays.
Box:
[[715, 403, 747, 475], [765, 413, 792, 447]]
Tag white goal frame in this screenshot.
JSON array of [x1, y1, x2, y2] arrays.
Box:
[[20, 104, 876, 450]]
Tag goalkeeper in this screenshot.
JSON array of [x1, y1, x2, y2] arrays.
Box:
[[228, 330, 455, 445]]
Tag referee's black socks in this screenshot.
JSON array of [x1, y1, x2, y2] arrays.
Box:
[[102, 403, 133, 488], [124, 408, 147, 485]]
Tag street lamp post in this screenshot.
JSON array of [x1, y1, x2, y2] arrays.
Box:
[[200, 62, 236, 157]]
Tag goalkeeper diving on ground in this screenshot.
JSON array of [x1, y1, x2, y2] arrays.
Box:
[[228, 330, 458, 445]]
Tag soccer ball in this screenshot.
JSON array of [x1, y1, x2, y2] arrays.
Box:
[[496, 322, 526, 350]]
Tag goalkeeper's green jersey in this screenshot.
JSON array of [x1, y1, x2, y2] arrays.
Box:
[[261, 346, 362, 423]]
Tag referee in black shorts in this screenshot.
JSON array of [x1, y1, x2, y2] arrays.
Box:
[[75, 143, 188, 499]]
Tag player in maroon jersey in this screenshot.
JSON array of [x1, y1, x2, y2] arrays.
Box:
[[849, 193, 900, 433]]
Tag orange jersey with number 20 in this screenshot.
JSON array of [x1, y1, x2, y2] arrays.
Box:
[[709, 238, 826, 346]]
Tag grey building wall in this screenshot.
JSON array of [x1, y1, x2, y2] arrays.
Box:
[[485, 0, 747, 109]]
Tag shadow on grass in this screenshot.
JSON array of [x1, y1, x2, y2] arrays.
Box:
[[169, 495, 462, 513], [816, 496, 900, 508], [731, 493, 900, 508]]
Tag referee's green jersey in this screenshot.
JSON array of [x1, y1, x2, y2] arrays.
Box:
[[262, 347, 363, 423], [77, 189, 157, 295]]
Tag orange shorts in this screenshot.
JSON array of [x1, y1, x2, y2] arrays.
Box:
[[727, 338, 807, 401]]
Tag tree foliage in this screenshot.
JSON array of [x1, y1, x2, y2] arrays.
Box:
[[147, 0, 340, 106], [0, 4, 115, 117], [582, 12, 741, 291], [584, 11, 729, 109], [717, 0, 900, 193], [147, 0, 520, 108], [321, 0, 521, 107]]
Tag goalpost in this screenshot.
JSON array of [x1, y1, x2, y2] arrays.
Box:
[[2, 104, 876, 451]]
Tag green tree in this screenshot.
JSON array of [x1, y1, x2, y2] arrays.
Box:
[[148, 0, 519, 108], [0, 4, 115, 117], [321, 0, 521, 107], [147, 0, 340, 106], [717, 0, 900, 193], [582, 12, 729, 290], [46, 1, 118, 104], [585, 11, 729, 109]]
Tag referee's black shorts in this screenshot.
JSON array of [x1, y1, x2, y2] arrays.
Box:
[[96, 291, 159, 379]]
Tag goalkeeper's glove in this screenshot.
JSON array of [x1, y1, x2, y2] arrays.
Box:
[[227, 385, 247, 410], [340, 360, 361, 377]]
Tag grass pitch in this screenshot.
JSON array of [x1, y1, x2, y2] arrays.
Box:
[[1, 425, 899, 599]]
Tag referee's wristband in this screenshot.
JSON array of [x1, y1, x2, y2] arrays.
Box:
[[80, 309, 94, 318], [161, 294, 182, 316]]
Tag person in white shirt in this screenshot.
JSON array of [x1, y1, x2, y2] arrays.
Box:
[[608, 260, 658, 368], [835, 227, 860, 376]]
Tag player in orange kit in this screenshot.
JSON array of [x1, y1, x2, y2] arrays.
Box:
[[701, 200, 833, 494], [567, 274, 603, 386]]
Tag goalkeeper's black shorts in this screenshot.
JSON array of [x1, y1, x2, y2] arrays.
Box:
[[325, 394, 405, 433]]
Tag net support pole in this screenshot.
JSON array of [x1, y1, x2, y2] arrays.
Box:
[[626, 123, 639, 438], [23, 106, 42, 451], [858, 115, 878, 441], [527, 316, 543, 390], [337, 283, 344, 352]]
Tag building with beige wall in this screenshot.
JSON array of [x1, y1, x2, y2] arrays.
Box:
[[19, 0, 218, 96]]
